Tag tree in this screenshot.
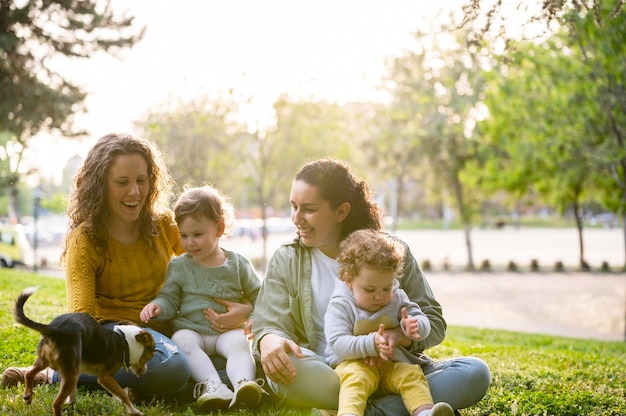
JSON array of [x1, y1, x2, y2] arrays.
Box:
[[460, 0, 624, 46], [139, 94, 242, 195], [243, 95, 359, 265], [138, 93, 362, 267], [380, 25, 492, 270], [479, 3, 626, 269], [365, 94, 426, 233], [0, 0, 144, 219], [562, 3, 626, 268]]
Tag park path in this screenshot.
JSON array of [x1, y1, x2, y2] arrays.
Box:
[[426, 271, 625, 341], [35, 227, 625, 341], [393, 227, 623, 271], [394, 228, 626, 341]]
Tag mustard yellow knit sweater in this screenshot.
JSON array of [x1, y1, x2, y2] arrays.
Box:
[[64, 214, 184, 336]]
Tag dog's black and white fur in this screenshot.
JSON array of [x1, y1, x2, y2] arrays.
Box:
[[13, 287, 156, 416]]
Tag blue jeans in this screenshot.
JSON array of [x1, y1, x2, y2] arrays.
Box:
[[266, 348, 491, 414], [51, 323, 190, 397], [365, 356, 491, 415]]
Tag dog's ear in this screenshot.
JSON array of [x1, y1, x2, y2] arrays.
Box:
[[135, 331, 155, 349]]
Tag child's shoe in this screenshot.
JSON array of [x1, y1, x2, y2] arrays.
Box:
[[193, 379, 233, 410], [1, 367, 52, 387], [430, 402, 455, 416], [229, 378, 266, 408], [310, 409, 338, 416]]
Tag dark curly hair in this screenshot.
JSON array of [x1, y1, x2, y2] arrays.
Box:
[[295, 158, 382, 241], [62, 133, 174, 259]]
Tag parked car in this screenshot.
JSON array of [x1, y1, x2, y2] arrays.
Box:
[[0, 223, 33, 268]]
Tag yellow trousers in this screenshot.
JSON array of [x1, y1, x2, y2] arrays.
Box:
[[335, 359, 433, 416]]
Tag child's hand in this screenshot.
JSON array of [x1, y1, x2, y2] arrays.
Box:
[[244, 318, 254, 341], [401, 307, 421, 341], [374, 324, 392, 360], [363, 356, 385, 368], [140, 303, 161, 323]]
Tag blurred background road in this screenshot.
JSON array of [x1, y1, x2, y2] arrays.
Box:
[[32, 223, 625, 341]]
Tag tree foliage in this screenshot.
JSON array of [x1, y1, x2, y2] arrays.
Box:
[[460, 0, 624, 46], [379, 24, 493, 269], [565, 2, 626, 216], [0, 0, 144, 218], [478, 1, 626, 268], [137, 93, 365, 265], [257, 94, 363, 207], [139, 94, 242, 195]]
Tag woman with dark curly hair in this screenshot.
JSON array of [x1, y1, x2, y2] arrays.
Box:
[[61, 133, 182, 338], [251, 158, 490, 416], [1, 133, 190, 397]]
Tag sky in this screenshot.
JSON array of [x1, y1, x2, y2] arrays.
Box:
[[25, 0, 460, 183]]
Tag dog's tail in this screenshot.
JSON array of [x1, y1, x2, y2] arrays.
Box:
[[13, 287, 49, 334]]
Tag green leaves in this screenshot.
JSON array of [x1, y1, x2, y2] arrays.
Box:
[[0, 1, 144, 217]]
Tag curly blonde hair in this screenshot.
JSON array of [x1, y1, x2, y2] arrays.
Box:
[[173, 184, 234, 236], [62, 133, 174, 259], [337, 229, 405, 283]]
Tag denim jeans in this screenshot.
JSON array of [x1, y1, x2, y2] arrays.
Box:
[[265, 348, 491, 414], [52, 323, 191, 397]]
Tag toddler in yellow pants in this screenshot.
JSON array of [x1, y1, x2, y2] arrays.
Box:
[[323, 230, 454, 416]]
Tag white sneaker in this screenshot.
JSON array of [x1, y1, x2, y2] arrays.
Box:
[[310, 409, 338, 416], [193, 380, 233, 410], [430, 402, 455, 416], [229, 378, 266, 408]]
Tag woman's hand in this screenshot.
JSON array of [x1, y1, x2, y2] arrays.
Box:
[[259, 334, 303, 385], [244, 319, 253, 341], [204, 297, 253, 332]]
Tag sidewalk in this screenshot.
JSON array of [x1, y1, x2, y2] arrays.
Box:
[[33, 228, 626, 342], [35, 264, 625, 342], [427, 271, 625, 342]]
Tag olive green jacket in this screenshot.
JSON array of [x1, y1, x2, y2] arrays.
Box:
[[251, 236, 446, 360]]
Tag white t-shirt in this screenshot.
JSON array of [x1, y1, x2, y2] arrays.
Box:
[[309, 247, 339, 359]]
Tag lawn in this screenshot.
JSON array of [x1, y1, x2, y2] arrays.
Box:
[[0, 269, 624, 415]]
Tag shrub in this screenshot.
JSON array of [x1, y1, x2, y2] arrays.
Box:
[[530, 259, 540, 271]]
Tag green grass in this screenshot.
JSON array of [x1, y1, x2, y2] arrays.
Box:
[[0, 269, 624, 415]]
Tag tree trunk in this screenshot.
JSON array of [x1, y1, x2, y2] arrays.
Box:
[[259, 186, 268, 269], [622, 212, 626, 271], [451, 172, 474, 270], [391, 175, 405, 234], [8, 183, 20, 221], [463, 222, 474, 271], [573, 196, 587, 270]]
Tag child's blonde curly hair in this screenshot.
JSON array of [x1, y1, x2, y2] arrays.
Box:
[[337, 229, 405, 283]]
